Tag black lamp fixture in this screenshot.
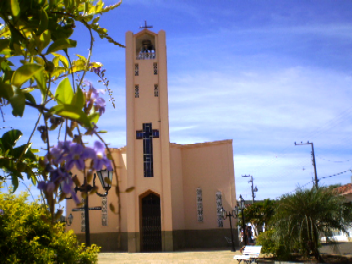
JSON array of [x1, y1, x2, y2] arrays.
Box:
[[67, 213, 73, 226], [95, 169, 114, 196], [61, 169, 113, 247], [220, 205, 237, 251], [60, 170, 113, 198], [238, 194, 247, 246]]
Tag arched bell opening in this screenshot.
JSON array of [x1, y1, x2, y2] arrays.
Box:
[[136, 33, 156, 60], [139, 191, 162, 252]]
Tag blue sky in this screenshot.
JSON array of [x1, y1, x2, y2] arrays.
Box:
[[2, 0, 352, 202]]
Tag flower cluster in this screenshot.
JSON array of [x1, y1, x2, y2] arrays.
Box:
[[83, 80, 106, 116], [38, 140, 112, 204], [91, 66, 101, 74]]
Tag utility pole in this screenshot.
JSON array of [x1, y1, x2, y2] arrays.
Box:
[[294, 141, 318, 189], [242, 175, 258, 204]]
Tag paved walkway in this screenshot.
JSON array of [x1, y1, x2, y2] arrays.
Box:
[[98, 243, 352, 264], [98, 249, 242, 264]]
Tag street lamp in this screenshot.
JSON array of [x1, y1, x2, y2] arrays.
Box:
[[238, 194, 247, 246], [220, 206, 238, 251], [67, 213, 73, 226], [62, 169, 113, 247]]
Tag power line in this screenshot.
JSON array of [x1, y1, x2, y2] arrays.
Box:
[[320, 169, 352, 180], [316, 157, 352, 163], [252, 105, 352, 173], [286, 169, 352, 196]]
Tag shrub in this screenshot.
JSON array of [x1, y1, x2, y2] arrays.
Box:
[[0, 190, 100, 263], [256, 228, 292, 260]]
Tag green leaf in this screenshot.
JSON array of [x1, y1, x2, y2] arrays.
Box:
[[24, 93, 36, 104], [76, 54, 87, 62], [33, 56, 45, 66], [12, 143, 35, 160], [45, 38, 77, 55], [0, 39, 10, 52], [1, 129, 22, 150], [52, 52, 69, 68], [37, 8, 48, 36], [31, 149, 39, 153], [9, 87, 25, 116], [71, 87, 85, 109], [89, 112, 99, 125], [37, 30, 51, 54], [0, 83, 14, 100], [11, 0, 20, 18], [11, 174, 19, 192], [92, 16, 100, 24], [55, 78, 74, 104], [50, 104, 92, 127], [33, 69, 46, 102], [11, 63, 43, 88]]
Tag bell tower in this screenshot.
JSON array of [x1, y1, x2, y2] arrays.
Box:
[[125, 28, 173, 252]]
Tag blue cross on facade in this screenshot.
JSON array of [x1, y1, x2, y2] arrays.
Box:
[[136, 123, 159, 177]]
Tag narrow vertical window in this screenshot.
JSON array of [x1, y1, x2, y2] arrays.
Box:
[[135, 85, 139, 98], [81, 198, 85, 232], [153, 62, 158, 75], [216, 192, 223, 227], [135, 64, 139, 76], [143, 123, 153, 177], [154, 84, 159, 97], [197, 188, 203, 222], [102, 196, 108, 226]]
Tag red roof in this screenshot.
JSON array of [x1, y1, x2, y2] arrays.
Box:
[[333, 183, 352, 195]]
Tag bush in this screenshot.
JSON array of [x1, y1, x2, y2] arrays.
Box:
[[256, 228, 291, 260], [0, 190, 100, 263]]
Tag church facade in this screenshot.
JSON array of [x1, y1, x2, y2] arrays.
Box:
[[66, 28, 237, 252]]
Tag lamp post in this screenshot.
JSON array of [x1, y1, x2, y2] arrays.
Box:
[[67, 213, 73, 226], [63, 169, 113, 247], [220, 206, 237, 251], [239, 194, 247, 246]]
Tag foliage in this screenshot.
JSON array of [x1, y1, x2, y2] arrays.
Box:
[[0, 129, 38, 190], [0, 189, 100, 263], [267, 187, 352, 262], [0, 0, 128, 223], [256, 228, 291, 260], [242, 199, 277, 236]]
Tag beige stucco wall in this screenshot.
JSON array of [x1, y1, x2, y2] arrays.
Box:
[[176, 140, 236, 231], [169, 146, 186, 231]]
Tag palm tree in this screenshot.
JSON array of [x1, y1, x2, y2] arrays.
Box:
[[272, 187, 352, 262]]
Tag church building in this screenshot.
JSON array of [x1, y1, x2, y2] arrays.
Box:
[[66, 27, 237, 252]]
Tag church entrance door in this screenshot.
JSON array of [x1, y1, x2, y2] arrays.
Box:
[[141, 193, 162, 252]]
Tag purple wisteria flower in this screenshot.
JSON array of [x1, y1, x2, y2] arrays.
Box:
[[39, 140, 111, 204], [83, 80, 106, 116], [92, 66, 101, 74], [37, 181, 55, 193], [92, 141, 112, 171], [0, 209, 4, 215], [65, 143, 95, 171], [60, 176, 80, 204], [50, 141, 71, 165], [95, 97, 106, 116]]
